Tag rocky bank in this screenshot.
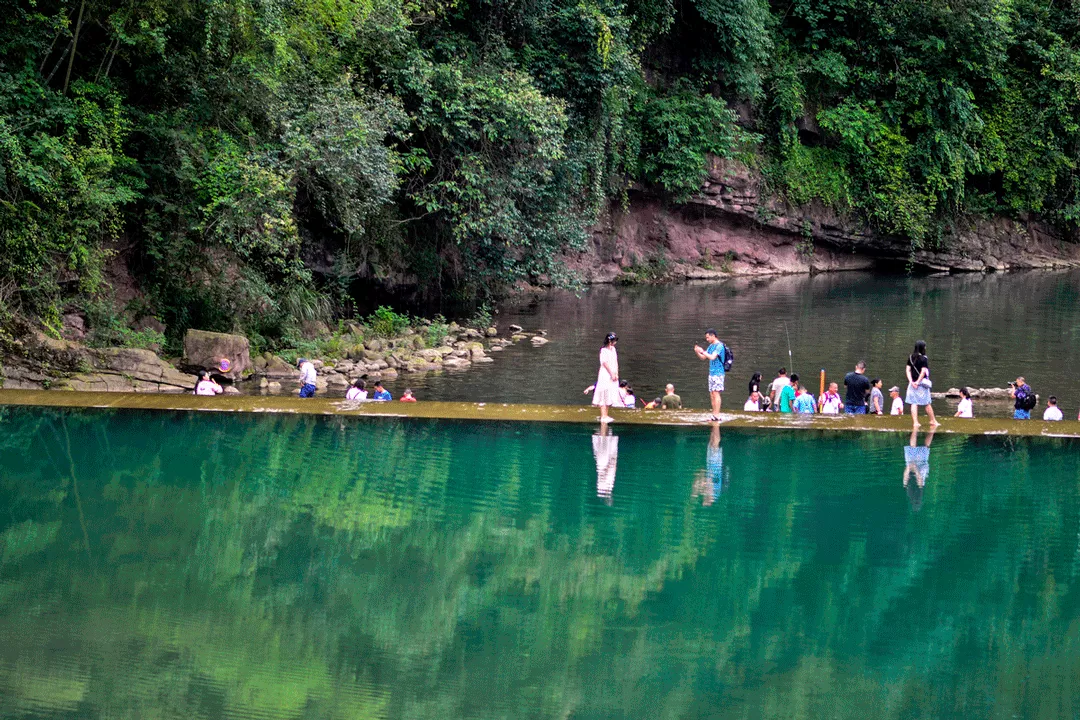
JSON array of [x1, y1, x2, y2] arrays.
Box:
[[0, 322, 546, 395], [567, 157, 1080, 282]]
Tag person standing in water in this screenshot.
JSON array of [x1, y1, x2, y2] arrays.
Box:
[[694, 328, 727, 420], [297, 358, 317, 398], [904, 340, 938, 428], [592, 332, 620, 423]]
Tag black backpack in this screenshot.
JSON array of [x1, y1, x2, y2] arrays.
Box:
[[721, 343, 734, 372], [1021, 391, 1037, 411]]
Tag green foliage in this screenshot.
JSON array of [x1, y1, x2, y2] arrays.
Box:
[[617, 251, 669, 283], [632, 83, 753, 200], [81, 297, 164, 350], [368, 306, 411, 337], [424, 316, 450, 348], [4, 0, 1080, 346]]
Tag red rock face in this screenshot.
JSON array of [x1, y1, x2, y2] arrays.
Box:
[[567, 157, 1080, 283]]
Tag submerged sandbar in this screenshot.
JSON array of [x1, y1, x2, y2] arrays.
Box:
[[0, 389, 1077, 438]]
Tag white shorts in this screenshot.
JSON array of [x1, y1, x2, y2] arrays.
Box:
[[708, 375, 725, 392]]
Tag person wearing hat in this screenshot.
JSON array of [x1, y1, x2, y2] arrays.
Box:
[[297, 358, 317, 398], [889, 386, 903, 415]]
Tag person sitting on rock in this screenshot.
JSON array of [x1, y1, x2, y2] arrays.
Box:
[[346, 378, 367, 401], [619, 380, 638, 408], [371, 381, 392, 401], [194, 370, 223, 396], [297, 358, 317, 398], [400, 388, 417, 402]]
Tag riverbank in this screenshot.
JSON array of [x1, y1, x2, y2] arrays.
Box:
[[566, 158, 1080, 283], [2, 389, 1077, 438], [0, 316, 550, 395]]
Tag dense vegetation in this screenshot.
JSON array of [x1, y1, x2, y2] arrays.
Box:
[[2, 0, 1080, 347]]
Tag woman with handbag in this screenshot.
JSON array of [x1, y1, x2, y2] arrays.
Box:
[[905, 340, 939, 429]]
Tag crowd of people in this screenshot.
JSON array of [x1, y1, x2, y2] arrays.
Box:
[[588, 331, 1073, 427], [192, 335, 1071, 425]]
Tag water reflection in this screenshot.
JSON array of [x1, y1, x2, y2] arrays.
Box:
[[692, 423, 723, 506], [592, 423, 618, 504], [903, 428, 936, 511], [3, 407, 1080, 720]]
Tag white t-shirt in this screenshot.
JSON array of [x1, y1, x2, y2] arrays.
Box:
[[957, 398, 973, 418], [743, 397, 761, 411], [820, 392, 842, 414], [770, 376, 790, 400], [299, 361, 317, 385], [345, 387, 367, 401], [890, 397, 903, 415], [1043, 406, 1063, 421], [195, 380, 222, 396]]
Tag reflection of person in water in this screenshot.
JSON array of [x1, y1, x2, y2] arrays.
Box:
[[593, 423, 619, 504], [692, 423, 723, 506], [903, 427, 935, 511]]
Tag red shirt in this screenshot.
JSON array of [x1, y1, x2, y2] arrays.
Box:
[[400, 396, 417, 402]]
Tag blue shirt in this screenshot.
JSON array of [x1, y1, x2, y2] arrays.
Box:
[[794, 393, 816, 414], [373, 390, 392, 401], [707, 342, 725, 376]]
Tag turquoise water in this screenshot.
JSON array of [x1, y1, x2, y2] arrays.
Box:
[[1, 406, 1079, 719]]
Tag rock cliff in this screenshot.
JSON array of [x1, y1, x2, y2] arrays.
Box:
[[567, 158, 1080, 282]]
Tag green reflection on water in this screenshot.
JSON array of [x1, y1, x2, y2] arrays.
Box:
[[0, 407, 1078, 719]]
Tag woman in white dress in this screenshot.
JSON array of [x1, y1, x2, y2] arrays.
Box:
[[592, 332, 620, 423]]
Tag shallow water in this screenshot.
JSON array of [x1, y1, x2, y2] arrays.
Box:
[[405, 270, 1080, 417], [2, 406, 1078, 719]]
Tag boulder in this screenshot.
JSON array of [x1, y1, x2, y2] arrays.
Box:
[[183, 330, 251, 380], [485, 327, 498, 337], [443, 357, 471, 369], [531, 336, 550, 346], [262, 355, 296, 379], [470, 346, 489, 360], [508, 324, 523, 333], [365, 338, 384, 352], [511, 334, 527, 342], [95, 348, 195, 390], [223, 385, 241, 395], [301, 320, 330, 339], [62, 313, 87, 341]]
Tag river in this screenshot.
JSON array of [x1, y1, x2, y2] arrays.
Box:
[[406, 270, 1080, 417], [1, 406, 1077, 718]]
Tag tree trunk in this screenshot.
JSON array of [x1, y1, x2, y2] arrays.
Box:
[[62, 0, 86, 95]]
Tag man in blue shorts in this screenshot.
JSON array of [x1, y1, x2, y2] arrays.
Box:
[[694, 328, 727, 420]]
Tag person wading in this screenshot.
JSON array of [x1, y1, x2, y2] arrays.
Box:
[[843, 361, 871, 414], [592, 332, 620, 424]]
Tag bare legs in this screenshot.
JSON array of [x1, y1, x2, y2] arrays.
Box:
[[599, 404, 612, 423], [910, 402, 940, 429], [710, 390, 722, 419]]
